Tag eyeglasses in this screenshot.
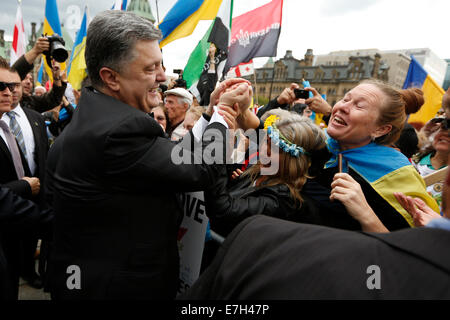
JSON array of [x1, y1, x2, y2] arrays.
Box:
[[431, 117, 450, 130], [0, 82, 20, 92]]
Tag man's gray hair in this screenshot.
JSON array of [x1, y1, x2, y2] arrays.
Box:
[[85, 10, 162, 88]]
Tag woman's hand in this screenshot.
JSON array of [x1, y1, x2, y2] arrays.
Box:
[[331, 173, 389, 232], [231, 169, 244, 180], [305, 87, 332, 116], [393, 192, 442, 227], [218, 82, 252, 115], [208, 78, 251, 115]]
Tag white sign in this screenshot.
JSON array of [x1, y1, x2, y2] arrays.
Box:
[[177, 191, 209, 295]]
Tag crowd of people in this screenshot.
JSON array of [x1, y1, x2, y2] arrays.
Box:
[[0, 10, 449, 301]]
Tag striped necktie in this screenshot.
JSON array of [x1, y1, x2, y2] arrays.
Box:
[[7, 111, 27, 160], [0, 120, 25, 179]]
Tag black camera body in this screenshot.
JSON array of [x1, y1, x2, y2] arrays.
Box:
[[294, 88, 310, 100], [42, 34, 69, 66]]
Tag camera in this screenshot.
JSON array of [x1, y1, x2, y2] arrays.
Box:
[[173, 69, 183, 78], [42, 34, 69, 65], [294, 88, 309, 100]]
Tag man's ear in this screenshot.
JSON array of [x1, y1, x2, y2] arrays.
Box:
[[373, 124, 392, 139], [99, 67, 120, 92]]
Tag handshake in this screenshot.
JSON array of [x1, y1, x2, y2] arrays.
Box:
[[207, 78, 255, 130]]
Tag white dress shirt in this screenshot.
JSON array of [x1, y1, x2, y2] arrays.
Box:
[[1, 104, 37, 175]]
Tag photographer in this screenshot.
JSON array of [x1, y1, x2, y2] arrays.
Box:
[[256, 83, 332, 121], [12, 36, 67, 113]]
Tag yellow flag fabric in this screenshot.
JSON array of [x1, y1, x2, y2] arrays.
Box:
[[408, 75, 445, 125], [43, 0, 66, 81], [371, 165, 440, 227], [159, 0, 223, 48]]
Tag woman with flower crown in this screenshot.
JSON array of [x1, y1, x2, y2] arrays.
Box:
[[204, 104, 330, 237]]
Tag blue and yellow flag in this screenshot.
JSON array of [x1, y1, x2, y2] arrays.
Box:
[[43, 0, 66, 81], [158, 0, 224, 48], [325, 133, 440, 227], [404, 56, 445, 127], [67, 6, 88, 90], [302, 79, 324, 126], [36, 60, 44, 87]]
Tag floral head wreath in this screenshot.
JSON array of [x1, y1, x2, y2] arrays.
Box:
[[263, 115, 310, 158]]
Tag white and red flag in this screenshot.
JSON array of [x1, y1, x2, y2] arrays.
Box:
[[223, 0, 283, 76], [11, 3, 27, 66], [226, 60, 254, 78]]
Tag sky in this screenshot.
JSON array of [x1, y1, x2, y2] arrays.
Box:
[[1, 0, 449, 78]]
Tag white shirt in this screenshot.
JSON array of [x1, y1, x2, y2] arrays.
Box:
[[1, 104, 37, 175], [0, 119, 12, 150]]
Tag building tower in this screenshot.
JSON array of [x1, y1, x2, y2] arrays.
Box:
[[127, 0, 156, 24]]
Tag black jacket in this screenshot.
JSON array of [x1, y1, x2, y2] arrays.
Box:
[[205, 166, 325, 237], [181, 215, 450, 299], [46, 87, 224, 300], [0, 186, 52, 300]]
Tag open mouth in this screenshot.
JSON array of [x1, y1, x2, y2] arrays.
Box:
[[333, 115, 347, 126]]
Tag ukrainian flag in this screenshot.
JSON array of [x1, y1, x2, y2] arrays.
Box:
[[325, 134, 440, 227], [404, 56, 445, 127], [303, 80, 324, 126], [43, 0, 66, 81], [36, 60, 44, 87], [67, 7, 88, 90], [158, 0, 224, 48]]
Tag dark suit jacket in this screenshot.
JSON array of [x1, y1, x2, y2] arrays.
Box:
[[0, 186, 53, 300], [46, 87, 225, 300], [0, 108, 48, 202], [0, 109, 48, 299], [181, 215, 450, 299], [0, 131, 32, 198], [21, 107, 49, 207]]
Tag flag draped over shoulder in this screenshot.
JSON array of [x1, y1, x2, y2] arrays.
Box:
[[325, 134, 440, 227], [11, 4, 27, 66], [67, 7, 88, 90], [223, 0, 283, 76], [159, 0, 224, 48], [43, 0, 66, 80], [183, 0, 233, 105], [404, 56, 445, 127]]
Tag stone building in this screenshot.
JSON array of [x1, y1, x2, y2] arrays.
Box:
[[249, 49, 390, 106], [127, 0, 156, 23]]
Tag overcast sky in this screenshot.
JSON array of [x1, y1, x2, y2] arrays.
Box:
[[1, 0, 449, 77]]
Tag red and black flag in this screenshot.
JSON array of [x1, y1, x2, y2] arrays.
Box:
[[223, 0, 283, 76]]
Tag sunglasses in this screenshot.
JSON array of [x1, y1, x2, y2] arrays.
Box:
[[431, 117, 450, 130], [0, 82, 20, 92]]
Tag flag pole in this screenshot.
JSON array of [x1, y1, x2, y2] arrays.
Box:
[[155, 0, 160, 25], [269, 62, 275, 101], [252, 66, 259, 106]]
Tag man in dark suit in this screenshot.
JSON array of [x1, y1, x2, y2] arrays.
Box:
[[0, 57, 43, 299], [46, 10, 250, 300], [3, 67, 50, 289], [181, 215, 450, 299], [0, 185, 52, 300]]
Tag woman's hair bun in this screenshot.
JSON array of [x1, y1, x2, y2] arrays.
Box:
[[400, 88, 424, 115]]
